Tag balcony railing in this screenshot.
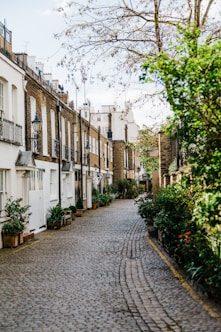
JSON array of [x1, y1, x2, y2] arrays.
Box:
[[0, 118, 22, 145], [62, 145, 71, 161]]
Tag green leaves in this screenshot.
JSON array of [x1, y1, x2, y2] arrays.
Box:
[[143, 26, 221, 189]]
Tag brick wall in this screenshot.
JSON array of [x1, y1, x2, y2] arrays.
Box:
[[113, 140, 125, 182]]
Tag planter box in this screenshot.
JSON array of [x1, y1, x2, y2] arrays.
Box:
[[23, 232, 34, 242], [19, 232, 24, 245], [2, 234, 19, 248], [75, 209, 84, 217]]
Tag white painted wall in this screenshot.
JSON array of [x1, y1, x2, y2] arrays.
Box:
[[0, 53, 26, 248]]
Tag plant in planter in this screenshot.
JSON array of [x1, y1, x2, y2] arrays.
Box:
[[92, 196, 99, 209], [2, 220, 24, 248], [2, 197, 31, 247], [92, 188, 99, 209], [75, 197, 84, 216], [68, 205, 76, 220], [47, 204, 64, 229]]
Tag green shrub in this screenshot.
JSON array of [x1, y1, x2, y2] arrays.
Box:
[[2, 220, 24, 235], [76, 197, 84, 209], [98, 193, 109, 207], [69, 205, 77, 213], [2, 197, 31, 235], [137, 198, 157, 227], [182, 232, 221, 298], [47, 204, 64, 229], [153, 183, 194, 255]]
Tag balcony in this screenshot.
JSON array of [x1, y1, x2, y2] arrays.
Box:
[[0, 118, 22, 145], [62, 145, 71, 161]]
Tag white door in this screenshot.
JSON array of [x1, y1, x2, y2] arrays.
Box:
[[29, 190, 45, 232], [87, 177, 92, 209]]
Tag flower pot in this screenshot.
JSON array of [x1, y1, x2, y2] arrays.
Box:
[[2, 234, 19, 248], [75, 209, 84, 217]]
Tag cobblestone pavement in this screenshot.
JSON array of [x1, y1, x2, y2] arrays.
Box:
[[0, 199, 221, 332]]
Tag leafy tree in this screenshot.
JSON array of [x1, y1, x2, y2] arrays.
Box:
[[142, 28, 221, 189], [55, 0, 219, 92], [136, 127, 158, 177]]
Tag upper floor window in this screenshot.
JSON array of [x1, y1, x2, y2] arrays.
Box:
[[42, 104, 48, 156], [0, 81, 4, 111]]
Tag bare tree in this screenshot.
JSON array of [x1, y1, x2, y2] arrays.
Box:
[[55, 0, 219, 90]]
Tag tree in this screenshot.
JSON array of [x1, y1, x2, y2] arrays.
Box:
[[136, 127, 159, 177], [56, 0, 219, 90], [142, 27, 221, 189]]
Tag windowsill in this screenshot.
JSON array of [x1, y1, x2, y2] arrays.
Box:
[[0, 216, 10, 224], [50, 196, 58, 202]]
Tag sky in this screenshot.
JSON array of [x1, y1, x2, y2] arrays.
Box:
[[1, 0, 170, 127]]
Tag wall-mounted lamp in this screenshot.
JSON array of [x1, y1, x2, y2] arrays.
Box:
[[31, 112, 42, 153], [32, 112, 42, 132], [85, 141, 90, 154]]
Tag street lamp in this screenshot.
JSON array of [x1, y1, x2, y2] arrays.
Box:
[[32, 112, 42, 153], [56, 103, 62, 206]]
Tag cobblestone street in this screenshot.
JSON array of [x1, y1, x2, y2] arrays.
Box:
[[0, 199, 221, 332]]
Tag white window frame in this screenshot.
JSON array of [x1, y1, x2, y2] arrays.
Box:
[[29, 170, 43, 191], [50, 169, 57, 200], [0, 169, 8, 214]]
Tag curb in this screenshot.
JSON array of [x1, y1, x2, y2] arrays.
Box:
[[146, 235, 221, 319]]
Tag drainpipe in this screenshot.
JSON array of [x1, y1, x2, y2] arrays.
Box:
[[79, 109, 83, 197], [57, 102, 62, 206]]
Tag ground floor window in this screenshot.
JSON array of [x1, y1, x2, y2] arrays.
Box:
[[66, 173, 72, 198], [0, 169, 8, 213], [29, 170, 43, 191], [50, 169, 57, 200]]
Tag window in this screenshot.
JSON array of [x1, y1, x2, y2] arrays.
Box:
[[66, 174, 72, 197], [50, 169, 57, 200], [42, 104, 48, 155], [11, 85, 17, 121], [30, 96, 37, 152], [0, 81, 4, 111], [0, 170, 8, 213], [29, 170, 43, 191]]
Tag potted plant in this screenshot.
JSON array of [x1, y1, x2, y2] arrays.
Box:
[[2, 220, 24, 248], [2, 197, 30, 247], [47, 204, 64, 229], [92, 196, 99, 209], [69, 205, 76, 220], [75, 197, 84, 217], [92, 188, 99, 209]]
